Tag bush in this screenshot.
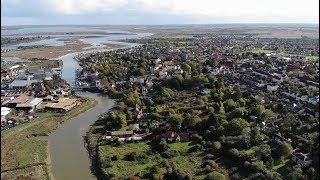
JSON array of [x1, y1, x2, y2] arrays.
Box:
[[111, 155, 118, 161], [161, 150, 179, 158], [205, 165, 213, 173], [213, 141, 222, 150], [189, 144, 203, 152], [204, 160, 218, 169], [205, 171, 226, 180], [204, 154, 215, 160], [124, 152, 148, 162]]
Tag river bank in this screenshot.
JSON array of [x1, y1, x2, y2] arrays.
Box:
[[1, 40, 91, 59], [0, 97, 97, 179]]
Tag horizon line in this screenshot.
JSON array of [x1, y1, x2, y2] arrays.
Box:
[[1, 22, 319, 27], [1, 22, 320, 27]]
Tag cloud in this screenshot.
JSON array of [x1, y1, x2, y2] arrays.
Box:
[[134, 0, 319, 18], [47, 0, 128, 15], [1, 0, 319, 25]]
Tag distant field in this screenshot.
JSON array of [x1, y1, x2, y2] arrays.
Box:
[[306, 55, 319, 62], [252, 48, 274, 54], [248, 29, 319, 39]]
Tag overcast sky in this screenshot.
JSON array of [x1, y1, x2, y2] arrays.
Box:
[[1, 0, 319, 25]]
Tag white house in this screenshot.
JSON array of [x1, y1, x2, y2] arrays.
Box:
[[1, 107, 11, 122], [292, 152, 313, 167], [267, 85, 279, 92]]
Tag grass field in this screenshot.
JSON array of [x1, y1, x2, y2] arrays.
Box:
[[306, 55, 319, 62], [1, 98, 97, 180], [272, 158, 290, 171], [168, 141, 196, 152], [252, 48, 274, 54], [97, 141, 203, 179]]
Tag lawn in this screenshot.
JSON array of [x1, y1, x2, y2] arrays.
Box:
[[272, 158, 290, 171], [168, 141, 196, 152], [306, 55, 319, 62], [99, 142, 150, 158]]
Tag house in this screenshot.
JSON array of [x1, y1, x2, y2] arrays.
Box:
[[153, 58, 161, 64], [16, 98, 43, 112], [110, 130, 133, 137], [308, 95, 319, 105], [1, 107, 11, 123], [103, 130, 144, 142], [9, 79, 37, 90], [155, 131, 190, 142], [130, 77, 145, 84], [7, 95, 28, 108], [110, 130, 134, 141], [249, 115, 258, 122], [43, 95, 54, 102], [274, 133, 285, 145], [267, 85, 279, 92], [133, 105, 143, 120], [202, 88, 211, 95], [141, 86, 148, 96], [132, 123, 140, 131], [45, 98, 78, 112], [292, 152, 313, 167]]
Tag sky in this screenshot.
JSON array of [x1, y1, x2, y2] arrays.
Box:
[[1, 0, 319, 25]]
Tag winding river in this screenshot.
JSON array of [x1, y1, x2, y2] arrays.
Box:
[[1, 27, 151, 180], [48, 53, 115, 180], [48, 35, 149, 180]]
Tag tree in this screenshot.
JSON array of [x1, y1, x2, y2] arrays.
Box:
[[224, 99, 238, 112], [261, 109, 278, 122], [251, 128, 265, 146], [227, 118, 249, 136], [283, 113, 296, 126], [238, 98, 246, 107], [160, 87, 175, 98], [205, 171, 226, 180], [170, 74, 184, 89], [184, 114, 202, 128], [287, 165, 304, 180], [230, 107, 248, 119], [255, 144, 271, 159], [251, 160, 265, 172], [102, 110, 127, 130], [182, 64, 192, 74], [278, 142, 293, 157], [252, 104, 265, 117], [195, 74, 209, 86], [126, 91, 142, 106], [169, 113, 183, 129], [155, 139, 169, 153]]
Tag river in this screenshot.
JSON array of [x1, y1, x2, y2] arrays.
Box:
[[48, 52, 115, 180], [48, 34, 148, 180], [1, 26, 151, 180]]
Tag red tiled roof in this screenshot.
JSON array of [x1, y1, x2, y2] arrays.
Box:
[[15, 95, 28, 104]]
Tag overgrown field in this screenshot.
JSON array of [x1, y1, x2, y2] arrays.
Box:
[[96, 141, 204, 179]]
